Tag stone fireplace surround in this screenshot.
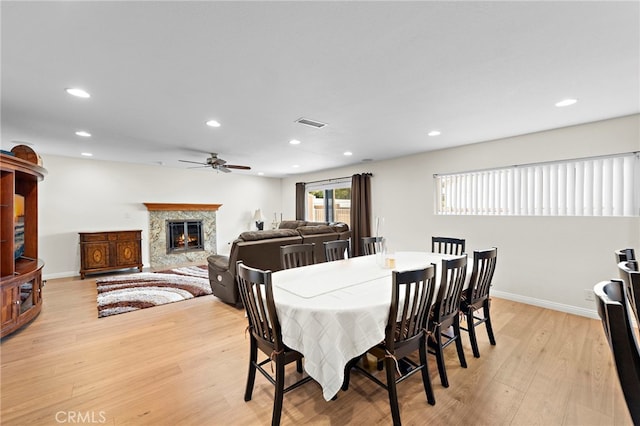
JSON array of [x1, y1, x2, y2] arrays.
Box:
[[143, 203, 220, 268]]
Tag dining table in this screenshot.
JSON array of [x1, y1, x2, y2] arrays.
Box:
[[271, 251, 472, 401]]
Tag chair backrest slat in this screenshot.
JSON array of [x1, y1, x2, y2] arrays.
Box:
[[362, 236, 384, 256], [468, 248, 498, 305], [324, 240, 350, 262], [281, 243, 315, 270], [237, 261, 282, 351], [432, 236, 465, 256], [387, 265, 436, 348], [434, 256, 467, 324]]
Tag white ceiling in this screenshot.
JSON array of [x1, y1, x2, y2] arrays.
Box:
[[2, 1, 639, 177]]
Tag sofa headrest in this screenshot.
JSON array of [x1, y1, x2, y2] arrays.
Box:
[[278, 220, 306, 229], [304, 221, 329, 227], [239, 229, 299, 241], [296, 225, 336, 235], [330, 222, 349, 232]]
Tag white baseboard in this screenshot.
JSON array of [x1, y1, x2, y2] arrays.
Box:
[[491, 289, 599, 320]]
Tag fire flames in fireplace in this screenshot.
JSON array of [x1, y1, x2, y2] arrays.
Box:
[[167, 220, 204, 253]]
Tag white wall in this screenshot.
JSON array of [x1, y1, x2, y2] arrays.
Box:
[[281, 114, 640, 318], [39, 156, 282, 278]]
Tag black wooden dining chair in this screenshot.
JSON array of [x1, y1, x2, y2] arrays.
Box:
[[594, 279, 640, 425], [460, 248, 498, 358], [324, 240, 350, 262], [342, 265, 437, 425], [428, 255, 468, 387], [431, 236, 465, 255], [618, 260, 640, 326], [280, 243, 315, 270], [362, 236, 384, 255], [615, 248, 636, 264], [236, 261, 312, 426]]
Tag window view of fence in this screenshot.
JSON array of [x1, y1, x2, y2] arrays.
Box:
[[306, 187, 351, 226], [435, 153, 639, 216]]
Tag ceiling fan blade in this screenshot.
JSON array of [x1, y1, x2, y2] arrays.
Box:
[[217, 166, 232, 173], [225, 164, 251, 170], [179, 159, 207, 165]]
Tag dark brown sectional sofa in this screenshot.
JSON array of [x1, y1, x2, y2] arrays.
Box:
[[207, 221, 350, 306]]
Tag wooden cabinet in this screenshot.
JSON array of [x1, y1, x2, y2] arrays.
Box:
[[79, 230, 143, 278], [1, 152, 46, 338]]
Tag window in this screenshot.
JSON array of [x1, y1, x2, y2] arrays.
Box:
[[435, 153, 640, 216], [305, 178, 351, 225]]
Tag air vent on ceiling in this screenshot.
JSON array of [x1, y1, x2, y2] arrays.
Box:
[[295, 117, 327, 129]]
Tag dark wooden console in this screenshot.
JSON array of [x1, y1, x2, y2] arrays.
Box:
[[79, 230, 143, 279]]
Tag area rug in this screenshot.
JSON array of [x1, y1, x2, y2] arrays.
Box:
[[96, 265, 211, 318]]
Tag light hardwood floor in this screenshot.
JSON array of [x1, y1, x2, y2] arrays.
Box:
[[0, 273, 633, 426]]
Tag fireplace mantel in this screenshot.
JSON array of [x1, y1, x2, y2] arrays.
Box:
[[143, 203, 222, 211]]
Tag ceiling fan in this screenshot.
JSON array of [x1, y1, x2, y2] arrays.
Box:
[[179, 153, 251, 173]]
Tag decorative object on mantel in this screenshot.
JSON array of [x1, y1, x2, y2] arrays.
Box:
[[95, 265, 211, 318], [253, 208, 264, 230]]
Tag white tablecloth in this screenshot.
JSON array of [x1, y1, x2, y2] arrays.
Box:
[[271, 251, 470, 401]]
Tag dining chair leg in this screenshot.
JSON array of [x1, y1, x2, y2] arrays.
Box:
[[272, 357, 285, 426], [296, 358, 303, 373], [453, 317, 467, 368], [419, 339, 436, 405], [484, 301, 497, 346], [466, 309, 481, 358], [430, 330, 449, 388], [385, 356, 401, 426], [245, 338, 258, 401], [341, 356, 360, 391]]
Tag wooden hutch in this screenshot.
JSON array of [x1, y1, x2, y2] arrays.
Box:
[[1, 150, 47, 338]]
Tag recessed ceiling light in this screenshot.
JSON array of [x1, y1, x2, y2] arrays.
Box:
[[344, 151, 353, 156], [428, 130, 441, 137], [205, 120, 221, 127], [258, 172, 265, 176], [65, 88, 90, 98], [81, 152, 93, 157], [555, 98, 577, 107], [289, 139, 301, 145], [292, 164, 300, 168], [75, 131, 91, 137]]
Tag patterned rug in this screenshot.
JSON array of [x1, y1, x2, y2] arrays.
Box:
[[96, 265, 211, 318]]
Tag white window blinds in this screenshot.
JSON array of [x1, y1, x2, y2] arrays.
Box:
[[435, 153, 640, 216]]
